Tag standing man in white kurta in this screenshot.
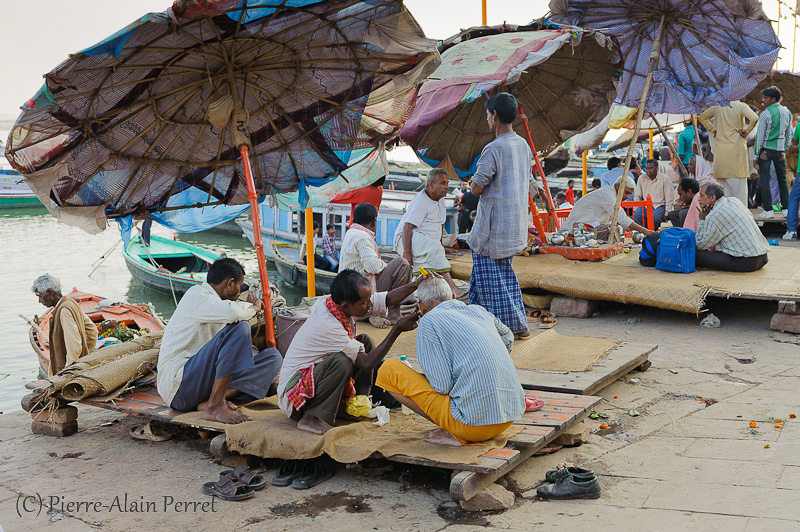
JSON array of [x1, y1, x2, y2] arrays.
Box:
[[394, 168, 465, 297]]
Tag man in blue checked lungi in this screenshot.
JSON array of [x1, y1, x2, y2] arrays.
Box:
[[466, 92, 532, 340]]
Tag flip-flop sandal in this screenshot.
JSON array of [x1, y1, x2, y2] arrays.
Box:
[[539, 314, 557, 329], [271, 460, 304, 487], [525, 396, 545, 412], [202, 473, 255, 501], [222, 465, 266, 491], [291, 461, 335, 489], [130, 421, 172, 442]]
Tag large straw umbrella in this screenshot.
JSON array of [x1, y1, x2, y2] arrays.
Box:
[[744, 71, 800, 115], [5, 0, 439, 336], [400, 23, 621, 223], [550, 0, 780, 240]]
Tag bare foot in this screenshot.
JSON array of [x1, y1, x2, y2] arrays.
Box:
[[202, 401, 250, 424], [197, 399, 238, 412], [423, 428, 463, 447], [369, 316, 392, 329], [452, 287, 468, 299], [297, 413, 334, 435]]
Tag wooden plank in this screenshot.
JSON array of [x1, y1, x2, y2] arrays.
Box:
[[506, 425, 551, 448], [516, 343, 656, 395], [385, 450, 516, 474], [707, 290, 800, 303], [450, 446, 538, 501]]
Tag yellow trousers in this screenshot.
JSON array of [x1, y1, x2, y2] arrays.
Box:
[[376, 359, 513, 445]]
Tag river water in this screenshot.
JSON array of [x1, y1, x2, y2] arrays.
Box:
[[0, 208, 304, 413]]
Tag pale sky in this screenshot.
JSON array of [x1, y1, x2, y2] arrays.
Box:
[[0, 1, 796, 160]]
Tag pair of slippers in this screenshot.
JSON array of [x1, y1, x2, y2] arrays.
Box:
[[202, 465, 266, 501], [528, 310, 557, 329], [271, 459, 335, 489]]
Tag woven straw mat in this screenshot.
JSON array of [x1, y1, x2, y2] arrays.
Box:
[[61, 349, 159, 401], [175, 398, 522, 464], [511, 329, 621, 372]]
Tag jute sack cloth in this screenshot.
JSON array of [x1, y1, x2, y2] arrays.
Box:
[[175, 398, 522, 464]]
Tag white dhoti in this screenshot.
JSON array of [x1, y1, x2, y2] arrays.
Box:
[[394, 231, 451, 272], [718, 177, 748, 208]]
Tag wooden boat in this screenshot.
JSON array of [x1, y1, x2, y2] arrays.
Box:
[[0, 169, 42, 209], [270, 240, 337, 294], [122, 234, 221, 296], [29, 289, 165, 376]]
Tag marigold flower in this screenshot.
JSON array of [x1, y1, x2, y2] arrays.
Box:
[[749, 421, 757, 428]]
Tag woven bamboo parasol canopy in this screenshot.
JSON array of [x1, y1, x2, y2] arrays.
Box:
[[744, 71, 800, 115], [399, 24, 621, 177]]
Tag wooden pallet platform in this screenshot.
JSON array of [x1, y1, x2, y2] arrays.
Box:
[[27, 383, 600, 502], [516, 342, 656, 395]]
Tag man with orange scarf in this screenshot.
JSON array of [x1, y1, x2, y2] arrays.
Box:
[[277, 269, 422, 435]]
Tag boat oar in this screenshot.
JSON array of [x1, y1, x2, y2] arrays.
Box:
[[19, 314, 48, 343], [89, 239, 122, 277]]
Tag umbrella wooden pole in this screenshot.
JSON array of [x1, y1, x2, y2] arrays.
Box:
[[610, 15, 666, 242], [650, 114, 689, 176], [305, 208, 316, 298], [240, 145, 276, 347], [692, 114, 703, 157], [518, 104, 560, 228], [648, 130, 654, 159], [582, 151, 588, 195]]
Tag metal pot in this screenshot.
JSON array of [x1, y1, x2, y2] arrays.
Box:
[[574, 235, 586, 246], [632, 231, 645, 244], [550, 234, 565, 245]]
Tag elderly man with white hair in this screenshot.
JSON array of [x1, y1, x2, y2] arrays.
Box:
[[394, 168, 465, 298], [563, 175, 654, 236], [375, 277, 525, 446], [31, 274, 97, 376]]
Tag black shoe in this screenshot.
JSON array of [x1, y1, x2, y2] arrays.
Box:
[[291, 460, 335, 489], [271, 460, 304, 486], [544, 466, 595, 483], [537, 474, 601, 500]]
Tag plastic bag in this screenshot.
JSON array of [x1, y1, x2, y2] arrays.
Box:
[[345, 395, 372, 417], [700, 313, 721, 328], [368, 405, 390, 426]]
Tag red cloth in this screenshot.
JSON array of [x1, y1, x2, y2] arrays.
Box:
[[325, 295, 356, 339], [331, 186, 384, 219], [565, 188, 575, 205]]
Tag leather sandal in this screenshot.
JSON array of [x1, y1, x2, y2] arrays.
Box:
[[222, 465, 266, 491], [291, 461, 335, 489], [271, 460, 304, 487], [202, 473, 255, 501]]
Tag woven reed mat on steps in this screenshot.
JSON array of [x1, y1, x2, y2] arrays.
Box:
[[61, 348, 159, 401], [174, 398, 522, 464], [511, 330, 621, 372]]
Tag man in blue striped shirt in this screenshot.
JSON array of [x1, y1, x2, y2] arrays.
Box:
[[754, 86, 794, 219], [376, 277, 525, 446]]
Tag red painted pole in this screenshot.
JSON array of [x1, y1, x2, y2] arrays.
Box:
[[240, 145, 275, 347], [518, 104, 560, 229]]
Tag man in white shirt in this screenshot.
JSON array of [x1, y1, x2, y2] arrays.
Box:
[[339, 202, 413, 326], [564, 176, 653, 236], [157, 258, 282, 424], [394, 168, 464, 297], [633, 160, 675, 229], [278, 269, 421, 434]]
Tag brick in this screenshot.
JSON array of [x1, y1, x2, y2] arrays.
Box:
[[552, 420, 590, 446], [550, 296, 599, 318], [777, 300, 800, 314], [31, 406, 78, 424], [20, 392, 68, 412], [459, 483, 515, 511], [31, 420, 78, 437], [770, 313, 800, 334]]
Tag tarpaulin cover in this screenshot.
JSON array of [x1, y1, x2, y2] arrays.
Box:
[[5, 0, 439, 233]]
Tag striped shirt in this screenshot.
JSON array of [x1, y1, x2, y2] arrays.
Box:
[[696, 197, 770, 257], [466, 132, 533, 260], [338, 226, 385, 275], [415, 299, 525, 426], [754, 103, 794, 154]]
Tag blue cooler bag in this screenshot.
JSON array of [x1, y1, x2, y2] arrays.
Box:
[[655, 228, 696, 273]]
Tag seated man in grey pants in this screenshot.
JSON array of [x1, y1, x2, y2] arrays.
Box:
[[157, 258, 282, 424], [695, 183, 770, 272], [278, 269, 421, 434]]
